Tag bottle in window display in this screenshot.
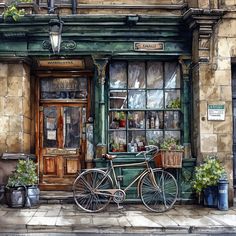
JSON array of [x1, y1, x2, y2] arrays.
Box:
[[146, 117, 150, 129], [172, 112, 179, 129], [150, 113, 155, 129], [155, 114, 159, 129]]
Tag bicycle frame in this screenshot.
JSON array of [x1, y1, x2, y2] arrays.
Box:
[[92, 158, 158, 198]]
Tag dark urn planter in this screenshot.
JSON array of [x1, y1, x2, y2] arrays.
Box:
[[203, 186, 218, 208], [5, 186, 26, 208], [25, 185, 40, 207]]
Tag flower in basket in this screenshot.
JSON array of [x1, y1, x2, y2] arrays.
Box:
[[155, 137, 184, 168], [160, 137, 184, 151]]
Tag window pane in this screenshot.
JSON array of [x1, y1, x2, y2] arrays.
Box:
[[128, 90, 145, 109], [146, 111, 163, 129], [128, 62, 145, 89], [63, 107, 81, 148], [147, 62, 163, 89], [128, 111, 145, 129], [165, 90, 181, 109], [40, 78, 87, 99], [164, 111, 181, 129], [109, 131, 126, 152], [128, 131, 146, 152], [109, 111, 126, 129], [110, 62, 127, 89], [147, 90, 163, 109], [109, 90, 127, 109], [43, 106, 57, 148], [165, 62, 181, 89], [164, 131, 181, 142], [146, 131, 163, 146]]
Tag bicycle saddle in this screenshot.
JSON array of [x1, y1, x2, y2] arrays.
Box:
[[102, 154, 117, 160]]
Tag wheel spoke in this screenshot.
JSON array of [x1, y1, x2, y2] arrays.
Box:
[[73, 170, 113, 212], [140, 169, 178, 213]]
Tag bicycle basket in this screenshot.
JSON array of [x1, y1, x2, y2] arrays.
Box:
[[154, 150, 183, 168]]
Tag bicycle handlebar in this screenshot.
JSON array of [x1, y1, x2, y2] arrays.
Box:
[[135, 145, 159, 157]]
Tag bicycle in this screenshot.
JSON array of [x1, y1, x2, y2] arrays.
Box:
[[73, 145, 178, 213]]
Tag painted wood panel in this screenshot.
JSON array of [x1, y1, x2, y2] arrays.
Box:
[[43, 157, 57, 175]]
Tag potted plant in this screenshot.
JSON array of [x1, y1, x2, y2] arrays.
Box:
[[5, 159, 40, 208], [154, 137, 184, 168], [119, 112, 126, 128], [192, 155, 226, 207], [166, 97, 181, 109], [3, 2, 25, 22]]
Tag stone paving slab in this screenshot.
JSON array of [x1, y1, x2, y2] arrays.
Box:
[[0, 204, 236, 234]]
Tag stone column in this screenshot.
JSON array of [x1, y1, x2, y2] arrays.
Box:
[[0, 62, 33, 153], [179, 56, 192, 158], [92, 56, 109, 157]]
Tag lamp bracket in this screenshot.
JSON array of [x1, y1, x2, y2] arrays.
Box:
[[42, 40, 77, 51]]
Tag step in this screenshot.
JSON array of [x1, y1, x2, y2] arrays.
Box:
[[39, 191, 74, 204]]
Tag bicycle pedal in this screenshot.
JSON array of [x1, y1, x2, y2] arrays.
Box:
[[117, 204, 124, 209]]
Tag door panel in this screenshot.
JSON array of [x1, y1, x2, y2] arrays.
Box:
[[39, 104, 86, 190]]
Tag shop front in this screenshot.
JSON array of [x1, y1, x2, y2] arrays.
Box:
[[0, 12, 197, 201]]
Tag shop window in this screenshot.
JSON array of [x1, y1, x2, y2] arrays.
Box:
[[40, 78, 87, 100], [108, 61, 182, 153]]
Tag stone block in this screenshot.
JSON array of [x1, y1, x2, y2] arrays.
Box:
[[220, 85, 232, 101], [0, 63, 8, 76], [216, 57, 231, 70], [8, 64, 24, 78], [5, 97, 23, 116], [217, 133, 232, 152], [22, 74, 30, 98], [199, 66, 214, 87], [0, 97, 5, 115], [225, 101, 232, 116], [213, 116, 232, 133], [8, 76, 23, 97], [214, 70, 231, 86], [198, 0, 210, 8], [0, 116, 9, 133], [200, 134, 217, 152], [9, 116, 23, 132], [199, 86, 221, 101], [218, 38, 236, 58], [200, 120, 214, 134], [218, 20, 236, 37], [0, 77, 7, 96], [6, 132, 23, 152], [23, 96, 31, 118], [23, 133, 31, 153], [23, 117, 31, 134]]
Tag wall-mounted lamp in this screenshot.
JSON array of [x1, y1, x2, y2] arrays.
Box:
[[49, 17, 64, 54]]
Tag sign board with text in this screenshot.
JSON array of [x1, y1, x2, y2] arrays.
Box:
[[208, 103, 225, 121]]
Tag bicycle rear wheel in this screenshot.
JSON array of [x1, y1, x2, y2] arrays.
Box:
[[73, 169, 113, 212], [140, 169, 178, 213]]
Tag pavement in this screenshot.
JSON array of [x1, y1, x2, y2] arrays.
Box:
[[1, 203, 236, 235]]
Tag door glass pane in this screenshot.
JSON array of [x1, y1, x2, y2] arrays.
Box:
[[40, 78, 87, 100], [128, 90, 145, 109], [110, 62, 127, 89], [147, 90, 163, 109], [43, 106, 57, 148], [165, 62, 181, 89], [147, 62, 163, 89], [63, 107, 81, 148], [128, 62, 145, 89]]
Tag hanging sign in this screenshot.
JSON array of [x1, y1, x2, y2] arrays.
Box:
[[38, 59, 85, 69], [208, 103, 225, 121], [134, 42, 164, 51]]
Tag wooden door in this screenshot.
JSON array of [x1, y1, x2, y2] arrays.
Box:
[[39, 104, 87, 190]]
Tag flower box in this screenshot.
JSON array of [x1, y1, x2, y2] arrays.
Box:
[[154, 149, 183, 168]]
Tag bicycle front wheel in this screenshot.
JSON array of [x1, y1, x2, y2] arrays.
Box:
[[140, 169, 178, 213], [73, 169, 113, 213]]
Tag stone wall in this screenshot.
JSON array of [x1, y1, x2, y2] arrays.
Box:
[[0, 62, 34, 154], [191, 6, 236, 202]]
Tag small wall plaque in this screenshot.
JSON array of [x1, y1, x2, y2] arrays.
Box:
[[134, 42, 164, 51], [38, 59, 85, 69], [208, 103, 225, 121]]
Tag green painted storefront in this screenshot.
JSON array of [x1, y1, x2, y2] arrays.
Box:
[[0, 14, 196, 201]]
